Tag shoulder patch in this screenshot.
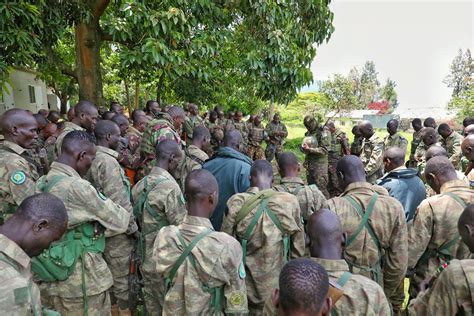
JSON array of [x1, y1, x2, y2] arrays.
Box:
[[10, 171, 26, 185], [229, 290, 246, 308], [239, 262, 246, 279], [96, 188, 107, 201]]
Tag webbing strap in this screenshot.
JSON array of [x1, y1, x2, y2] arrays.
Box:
[[442, 192, 467, 208], [241, 199, 269, 266], [235, 189, 276, 224], [344, 193, 380, 248], [337, 271, 352, 287]]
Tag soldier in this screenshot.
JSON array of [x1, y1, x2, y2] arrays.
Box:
[[265, 113, 288, 162], [246, 114, 256, 129], [407, 156, 473, 297], [408, 118, 423, 167], [461, 135, 474, 187], [247, 115, 267, 160], [139, 106, 185, 176], [0, 193, 68, 314], [350, 125, 364, 156], [110, 101, 124, 115], [415, 127, 440, 176], [66, 107, 75, 122], [222, 160, 305, 314], [384, 119, 408, 152], [216, 108, 226, 125], [47, 110, 61, 125], [132, 140, 186, 314], [24, 113, 49, 177], [274, 152, 326, 224], [182, 103, 203, 141], [463, 124, 474, 137], [0, 109, 40, 224], [88, 120, 138, 314], [438, 123, 463, 169], [302, 115, 331, 198], [42, 123, 60, 167], [225, 111, 235, 126], [119, 113, 148, 172], [144, 100, 160, 118], [228, 111, 249, 153], [153, 169, 248, 315], [327, 121, 350, 197], [175, 125, 211, 192], [408, 204, 474, 314], [268, 258, 332, 316], [55, 100, 98, 159], [359, 121, 385, 184], [205, 110, 224, 154], [324, 155, 408, 311], [35, 131, 129, 315]]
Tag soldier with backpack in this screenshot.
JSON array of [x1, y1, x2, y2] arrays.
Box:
[[222, 160, 305, 314], [131, 139, 186, 314], [324, 155, 408, 312], [153, 169, 248, 315]]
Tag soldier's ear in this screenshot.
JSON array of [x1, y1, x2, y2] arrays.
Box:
[[78, 150, 86, 161], [33, 219, 49, 233]]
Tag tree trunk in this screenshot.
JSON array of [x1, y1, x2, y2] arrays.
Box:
[[60, 94, 69, 115], [134, 81, 140, 109], [268, 96, 275, 121], [74, 0, 110, 108], [124, 79, 131, 112]]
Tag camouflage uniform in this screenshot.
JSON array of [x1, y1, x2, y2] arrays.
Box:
[[205, 120, 224, 154], [175, 145, 209, 192], [154, 215, 249, 315], [350, 135, 364, 156], [0, 233, 43, 315], [302, 128, 331, 199], [88, 146, 138, 309], [182, 115, 203, 141], [27, 138, 48, 177], [360, 134, 385, 184], [0, 140, 39, 224], [384, 132, 408, 152], [407, 180, 473, 296], [222, 187, 305, 314], [264, 122, 288, 162], [324, 182, 408, 309], [228, 120, 249, 153], [36, 162, 129, 315], [54, 122, 84, 161], [131, 166, 186, 315], [263, 257, 391, 316], [408, 259, 473, 315], [44, 135, 58, 168], [441, 130, 463, 170], [139, 112, 182, 176], [117, 125, 143, 171], [469, 169, 474, 189], [247, 123, 266, 160], [328, 129, 349, 197], [273, 177, 326, 223], [408, 129, 422, 167]]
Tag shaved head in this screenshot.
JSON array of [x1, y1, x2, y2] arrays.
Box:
[[423, 117, 436, 129], [42, 123, 59, 139], [185, 169, 218, 199], [94, 119, 120, 141], [193, 125, 211, 141], [461, 135, 474, 162], [251, 159, 273, 178], [278, 152, 299, 177], [155, 139, 181, 160], [59, 130, 96, 177], [424, 156, 457, 193], [425, 145, 447, 161], [0, 109, 38, 148], [383, 147, 406, 172], [308, 208, 344, 259], [72, 100, 98, 132], [464, 124, 474, 137], [421, 127, 437, 146], [337, 155, 366, 187], [33, 113, 49, 129], [167, 106, 185, 119], [458, 204, 474, 253], [359, 120, 374, 139], [223, 129, 242, 151]]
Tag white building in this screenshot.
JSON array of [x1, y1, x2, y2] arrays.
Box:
[[0, 67, 61, 114]]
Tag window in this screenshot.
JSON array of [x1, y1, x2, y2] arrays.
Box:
[[28, 85, 36, 103]]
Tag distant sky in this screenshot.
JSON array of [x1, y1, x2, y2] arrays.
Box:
[[303, 0, 473, 109]]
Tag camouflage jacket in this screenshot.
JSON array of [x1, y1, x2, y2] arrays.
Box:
[[36, 162, 129, 298], [0, 233, 42, 315], [350, 136, 364, 156], [248, 123, 266, 147], [183, 115, 204, 140], [302, 128, 331, 164], [328, 129, 350, 161], [324, 182, 408, 303], [408, 180, 473, 286], [222, 187, 305, 309], [139, 112, 182, 174], [273, 177, 326, 223], [384, 132, 408, 152], [361, 134, 385, 179], [0, 140, 39, 222], [408, 259, 473, 315], [118, 126, 142, 170], [415, 141, 440, 163], [410, 129, 422, 156], [228, 121, 249, 145], [54, 121, 84, 160], [88, 146, 138, 235], [441, 131, 463, 169], [205, 120, 224, 148], [175, 145, 209, 192], [154, 215, 248, 315], [265, 122, 288, 145]]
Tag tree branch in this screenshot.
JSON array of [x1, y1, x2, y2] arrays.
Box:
[[44, 46, 78, 79], [99, 27, 130, 46], [92, 0, 110, 20]]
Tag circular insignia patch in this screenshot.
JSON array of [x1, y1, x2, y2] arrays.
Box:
[[229, 291, 245, 308], [96, 188, 107, 201], [10, 171, 26, 185], [239, 262, 246, 279]]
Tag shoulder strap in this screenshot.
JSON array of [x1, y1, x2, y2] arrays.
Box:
[[343, 193, 380, 248], [235, 189, 276, 224], [337, 271, 352, 287], [167, 229, 212, 284], [442, 192, 467, 208], [38, 175, 67, 193]]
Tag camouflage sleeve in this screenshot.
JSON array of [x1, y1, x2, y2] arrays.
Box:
[[310, 186, 327, 215], [221, 195, 243, 237], [365, 141, 384, 176], [289, 196, 305, 259], [383, 202, 408, 300], [281, 124, 288, 139], [148, 184, 186, 226], [264, 124, 273, 137], [70, 182, 129, 237], [5, 159, 36, 206], [415, 144, 425, 162], [407, 200, 433, 269], [183, 118, 193, 137], [449, 138, 462, 168], [340, 134, 350, 155]]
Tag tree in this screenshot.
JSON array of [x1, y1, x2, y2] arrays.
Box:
[[359, 61, 380, 106], [448, 84, 474, 119], [379, 78, 398, 110], [444, 49, 473, 98], [318, 74, 363, 116]]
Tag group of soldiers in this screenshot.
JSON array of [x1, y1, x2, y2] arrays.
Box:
[[0, 99, 473, 316]]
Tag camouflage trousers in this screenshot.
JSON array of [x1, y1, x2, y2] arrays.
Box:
[[305, 160, 330, 199], [265, 143, 284, 162], [247, 145, 265, 160], [141, 255, 165, 315], [43, 291, 111, 316], [103, 234, 133, 309], [328, 161, 342, 197]]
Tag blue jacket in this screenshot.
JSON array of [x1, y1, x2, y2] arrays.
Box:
[[203, 147, 252, 230], [377, 167, 426, 221]]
